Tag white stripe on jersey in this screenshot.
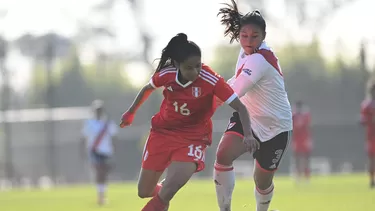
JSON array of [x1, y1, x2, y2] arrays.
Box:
[[159, 68, 176, 77], [199, 75, 215, 86], [200, 70, 219, 83], [159, 67, 176, 74], [225, 93, 238, 104], [199, 70, 219, 86], [149, 79, 157, 88]]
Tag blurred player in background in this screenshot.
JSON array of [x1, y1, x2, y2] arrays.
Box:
[[360, 83, 375, 188], [120, 33, 258, 211], [292, 100, 312, 183], [81, 100, 118, 205], [214, 1, 293, 211]]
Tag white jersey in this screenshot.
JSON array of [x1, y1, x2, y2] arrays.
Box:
[[228, 42, 292, 142], [82, 117, 118, 155]]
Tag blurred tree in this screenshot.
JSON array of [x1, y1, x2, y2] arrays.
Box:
[[52, 48, 94, 107], [283, 0, 355, 30], [15, 33, 72, 61], [210, 44, 241, 79], [0, 34, 14, 179]]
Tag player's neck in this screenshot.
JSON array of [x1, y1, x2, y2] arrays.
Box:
[[177, 70, 189, 85], [95, 115, 107, 121]]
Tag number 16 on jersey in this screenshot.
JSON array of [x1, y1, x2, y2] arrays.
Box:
[[173, 101, 190, 116], [187, 144, 205, 161]]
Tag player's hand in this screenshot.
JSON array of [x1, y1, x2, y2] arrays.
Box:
[[119, 111, 135, 128], [243, 134, 260, 153]]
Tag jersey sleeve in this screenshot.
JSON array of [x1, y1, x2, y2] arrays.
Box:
[[214, 77, 237, 104], [149, 71, 170, 88], [361, 101, 370, 123], [231, 53, 269, 97]]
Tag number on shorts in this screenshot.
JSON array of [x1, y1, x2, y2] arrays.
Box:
[[173, 101, 190, 116], [187, 144, 204, 161]]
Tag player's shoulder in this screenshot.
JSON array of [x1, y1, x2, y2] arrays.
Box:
[[242, 46, 270, 69], [361, 99, 372, 109], [198, 64, 223, 86], [155, 66, 177, 79], [252, 42, 282, 75]]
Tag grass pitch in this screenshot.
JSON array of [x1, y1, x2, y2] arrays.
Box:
[[0, 174, 374, 211]]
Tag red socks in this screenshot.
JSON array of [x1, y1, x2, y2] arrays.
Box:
[[141, 195, 167, 211]]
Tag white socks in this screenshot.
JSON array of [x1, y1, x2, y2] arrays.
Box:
[[97, 183, 107, 195], [255, 183, 274, 211], [214, 162, 235, 211], [214, 161, 275, 211]]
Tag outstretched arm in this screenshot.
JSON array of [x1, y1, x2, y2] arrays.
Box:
[[120, 83, 155, 127], [127, 83, 155, 113]]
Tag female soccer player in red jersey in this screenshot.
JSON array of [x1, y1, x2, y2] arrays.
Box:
[[214, 1, 293, 211], [361, 83, 375, 188], [120, 33, 259, 211]]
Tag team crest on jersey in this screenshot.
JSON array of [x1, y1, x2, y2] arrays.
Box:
[[192, 87, 201, 98], [242, 69, 252, 76]]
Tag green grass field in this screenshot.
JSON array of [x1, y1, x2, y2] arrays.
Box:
[[1, 174, 374, 211]]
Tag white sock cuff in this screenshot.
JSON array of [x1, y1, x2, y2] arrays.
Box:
[[97, 184, 106, 193], [214, 162, 234, 171], [256, 183, 274, 195]]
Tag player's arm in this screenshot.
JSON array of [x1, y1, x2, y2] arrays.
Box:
[[109, 122, 119, 152], [120, 83, 155, 127], [231, 53, 268, 97], [360, 103, 369, 125], [127, 83, 155, 114], [214, 77, 252, 138], [120, 72, 166, 127], [80, 121, 88, 158], [228, 98, 253, 137]]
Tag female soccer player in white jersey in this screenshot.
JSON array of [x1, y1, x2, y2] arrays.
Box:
[[81, 100, 118, 206], [214, 1, 293, 211]]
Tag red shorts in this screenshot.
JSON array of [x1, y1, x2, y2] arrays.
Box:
[[292, 141, 312, 154], [142, 131, 207, 172], [366, 141, 375, 157]]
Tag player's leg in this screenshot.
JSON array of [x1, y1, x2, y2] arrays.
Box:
[[142, 143, 207, 211], [302, 152, 311, 181], [370, 156, 375, 187], [368, 150, 375, 188], [138, 169, 164, 198], [253, 131, 291, 211], [293, 150, 301, 182], [138, 131, 169, 199], [91, 153, 111, 205], [214, 112, 247, 211]]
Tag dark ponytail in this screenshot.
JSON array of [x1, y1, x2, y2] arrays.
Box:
[[217, 0, 243, 43], [155, 33, 201, 72], [218, 0, 266, 43]]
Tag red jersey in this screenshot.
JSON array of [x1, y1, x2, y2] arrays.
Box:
[[149, 64, 236, 145], [361, 99, 375, 142], [292, 110, 311, 143]]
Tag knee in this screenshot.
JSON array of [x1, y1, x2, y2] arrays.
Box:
[[160, 179, 186, 198], [216, 148, 234, 166], [254, 172, 274, 190], [137, 185, 154, 199], [254, 178, 272, 190], [137, 189, 152, 199]]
